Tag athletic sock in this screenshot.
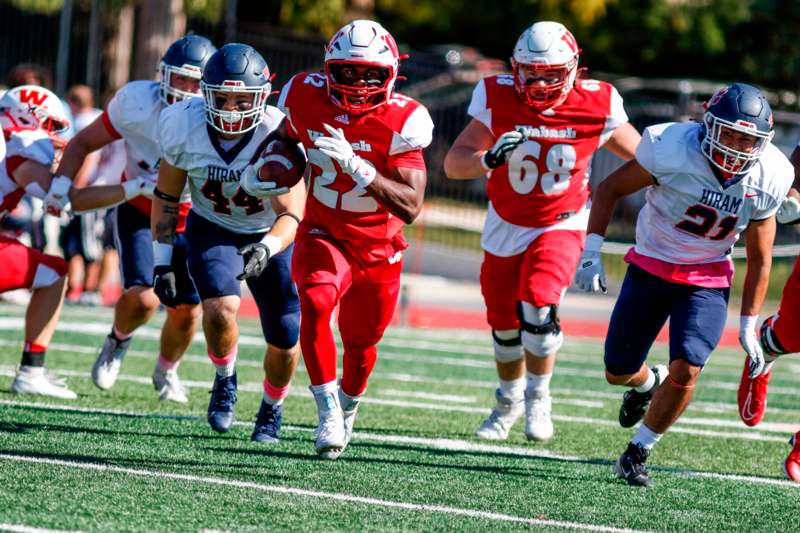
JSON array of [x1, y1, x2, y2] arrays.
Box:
[[499, 377, 525, 401], [21, 341, 46, 367], [631, 424, 663, 451], [526, 371, 552, 398], [635, 367, 656, 393]]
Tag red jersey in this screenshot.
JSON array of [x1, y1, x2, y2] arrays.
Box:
[[278, 72, 433, 262], [470, 75, 628, 228]]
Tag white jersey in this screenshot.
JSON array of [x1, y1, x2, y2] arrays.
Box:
[[106, 81, 191, 203], [634, 122, 793, 264], [0, 124, 54, 215], [159, 98, 285, 234]]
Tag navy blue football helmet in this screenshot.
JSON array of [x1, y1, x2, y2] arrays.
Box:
[[701, 83, 774, 175], [201, 43, 272, 134], [159, 34, 217, 105]]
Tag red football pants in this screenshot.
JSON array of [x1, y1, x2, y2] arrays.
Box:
[[292, 232, 402, 395], [0, 235, 67, 292], [480, 229, 584, 330], [771, 255, 800, 352]]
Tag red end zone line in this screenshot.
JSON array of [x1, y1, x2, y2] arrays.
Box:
[[239, 298, 742, 349]]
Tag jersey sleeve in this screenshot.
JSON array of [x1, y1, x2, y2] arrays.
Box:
[[752, 146, 794, 220], [388, 105, 434, 156], [598, 85, 629, 146], [157, 100, 191, 170], [6, 129, 54, 167], [276, 74, 303, 139], [635, 122, 677, 184], [466, 79, 491, 130], [105, 81, 155, 141]]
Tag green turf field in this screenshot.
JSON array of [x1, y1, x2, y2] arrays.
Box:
[[1, 301, 799, 532]]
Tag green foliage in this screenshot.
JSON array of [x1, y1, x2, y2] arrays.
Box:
[[7, 0, 63, 14], [185, 0, 225, 23], [280, 0, 343, 36]]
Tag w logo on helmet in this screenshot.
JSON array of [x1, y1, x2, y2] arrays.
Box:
[[18, 89, 47, 107], [706, 86, 729, 109], [560, 31, 579, 53]]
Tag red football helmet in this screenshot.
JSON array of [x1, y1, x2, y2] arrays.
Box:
[[2, 85, 70, 150], [324, 20, 401, 114], [511, 21, 580, 110]]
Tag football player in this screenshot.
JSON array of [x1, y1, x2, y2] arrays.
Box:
[[52, 35, 216, 402], [444, 21, 640, 442], [575, 83, 792, 486], [151, 43, 304, 441], [1, 86, 153, 398], [247, 20, 433, 459], [735, 144, 800, 482]]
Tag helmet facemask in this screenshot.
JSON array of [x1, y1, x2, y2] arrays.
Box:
[[326, 60, 394, 114], [701, 113, 773, 176], [159, 62, 203, 105], [202, 81, 270, 135], [511, 57, 577, 110]]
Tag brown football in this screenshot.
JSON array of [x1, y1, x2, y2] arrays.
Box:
[[256, 139, 307, 188]]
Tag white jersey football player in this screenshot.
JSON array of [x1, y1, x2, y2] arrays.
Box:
[[575, 83, 793, 487], [152, 43, 305, 441], [53, 35, 217, 402]]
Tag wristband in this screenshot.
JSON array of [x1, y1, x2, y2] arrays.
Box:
[[740, 315, 758, 334], [122, 179, 142, 200], [260, 234, 282, 258], [153, 187, 180, 203], [274, 212, 302, 225], [152, 241, 174, 266]]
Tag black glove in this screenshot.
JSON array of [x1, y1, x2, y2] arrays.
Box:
[[482, 130, 525, 169], [153, 265, 179, 308], [237, 243, 271, 280]]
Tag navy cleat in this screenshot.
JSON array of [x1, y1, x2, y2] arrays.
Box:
[[619, 364, 667, 428], [207, 372, 237, 433], [251, 400, 283, 443], [614, 442, 654, 487]]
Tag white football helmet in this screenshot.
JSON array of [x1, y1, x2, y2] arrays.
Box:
[[511, 21, 580, 110], [324, 20, 401, 114]]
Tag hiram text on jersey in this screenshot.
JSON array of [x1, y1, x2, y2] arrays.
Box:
[[206, 165, 243, 182], [699, 188, 743, 215], [515, 125, 577, 140]]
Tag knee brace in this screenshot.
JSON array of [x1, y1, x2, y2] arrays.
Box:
[[517, 302, 563, 357], [492, 329, 523, 363], [760, 316, 789, 356]]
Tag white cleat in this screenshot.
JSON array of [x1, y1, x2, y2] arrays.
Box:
[[476, 388, 523, 440], [524, 393, 554, 442], [339, 388, 360, 453], [152, 367, 188, 403], [315, 409, 346, 460], [12, 366, 77, 400], [92, 333, 132, 390]]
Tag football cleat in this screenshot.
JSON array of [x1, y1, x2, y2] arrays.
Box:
[[737, 359, 771, 427], [12, 366, 77, 399], [92, 332, 132, 390], [619, 364, 667, 428], [476, 388, 523, 440], [312, 388, 345, 460], [251, 400, 283, 443], [207, 372, 237, 433], [524, 392, 553, 442], [152, 366, 188, 403], [785, 431, 800, 482], [614, 442, 654, 487]]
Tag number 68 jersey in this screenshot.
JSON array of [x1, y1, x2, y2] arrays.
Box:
[[633, 121, 793, 264], [159, 98, 284, 234], [470, 74, 629, 228]]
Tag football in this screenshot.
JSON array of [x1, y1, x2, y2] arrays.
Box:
[[256, 139, 307, 189]]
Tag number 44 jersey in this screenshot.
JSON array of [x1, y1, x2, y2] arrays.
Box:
[[159, 97, 284, 234], [469, 74, 629, 229], [634, 121, 793, 265], [278, 71, 433, 262]]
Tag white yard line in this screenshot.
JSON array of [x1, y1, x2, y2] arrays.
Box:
[[0, 454, 649, 533], [0, 525, 85, 533]]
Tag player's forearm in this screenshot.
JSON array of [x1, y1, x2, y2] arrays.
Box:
[[70, 185, 125, 213], [72, 150, 102, 188], [740, 257, 771, 317], [151, 198, 179, 245], [56, 136, 95, 180], [443, 146, 485, 180], [266, 213, 301, 252], [585, 179, 620, 236], [368, 174, 423, 224]]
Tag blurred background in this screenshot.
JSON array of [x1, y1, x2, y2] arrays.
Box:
[[2, 0, 800, 300]]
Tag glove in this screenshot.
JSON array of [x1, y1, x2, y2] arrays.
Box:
[[240, 158, 290, 198], [44, 175, 73, 216], [314, 123, 376, 188], [482, 130, 525, 170], [574, 233, 607, 293], [122, 176, 156, 200], [739, 315, 765, 378], [153, 265, 179, 308], [777, 195, 800, 225], [237, 243, 271, 280]]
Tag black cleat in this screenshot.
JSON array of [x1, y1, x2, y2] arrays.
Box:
[[614, 442, 654, 487], [207, 372, 238, 433], [618, 364, 666, 428]]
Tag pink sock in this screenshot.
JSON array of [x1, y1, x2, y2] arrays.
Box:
[[208, 346, 237, 377], [113, 325, 133, 341], [156, 354, 179, 372], [263, 378, 290, 406]]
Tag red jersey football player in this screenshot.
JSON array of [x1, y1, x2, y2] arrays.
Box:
[[445, 21, 640, 442], [0, 86, 153, 399], [737, 144, 800, 481], [255, 20, 433, 459]]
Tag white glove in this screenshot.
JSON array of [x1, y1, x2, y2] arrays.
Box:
[[122, 176, 156, 200], [314, 123, 376, 188], [240, 157, 290, 198], [777, 195, 800, 225], [44, 175, 72, 216], [482, 130, 525, 170], [739, 315, 765, 379], [574, 233, 607, 293]]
